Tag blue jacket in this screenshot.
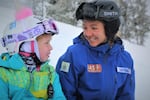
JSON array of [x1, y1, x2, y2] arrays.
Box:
[[0, 53, 66, 100], [56, 34, 135, 100]]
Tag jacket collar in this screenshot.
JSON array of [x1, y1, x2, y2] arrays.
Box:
[[73, 33, 124, 55], [0, 53, 26, 70], [0, 53, 50, 71]]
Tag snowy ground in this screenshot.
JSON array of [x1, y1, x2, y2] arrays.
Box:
[[0, 6, 150, 100]]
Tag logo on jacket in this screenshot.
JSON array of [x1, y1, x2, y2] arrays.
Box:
[[88, 64, 102, 73], [60, 61, 70, 72]]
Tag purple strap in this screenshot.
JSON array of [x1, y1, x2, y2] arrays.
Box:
[[1, 19, 58, 47]]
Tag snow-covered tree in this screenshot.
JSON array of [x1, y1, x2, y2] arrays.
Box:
[[46, 0, 90, 25], [32, 0, 150, 45], [32, 0, 93, 24], [118, 0, 150, 45]]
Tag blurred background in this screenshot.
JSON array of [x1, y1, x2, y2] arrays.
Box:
[[0, 0, 150, 100], [0, 0, 150, 45]]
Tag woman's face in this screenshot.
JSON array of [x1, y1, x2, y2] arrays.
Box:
[[82, 20, 107, 47], [37, 34, 52, 62]]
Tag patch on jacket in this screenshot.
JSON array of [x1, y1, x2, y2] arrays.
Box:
[[88, 64, 102, 73], [60, 61, 70, 72], [117, 67, 131, 74]]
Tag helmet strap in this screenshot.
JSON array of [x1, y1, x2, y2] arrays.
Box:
[[30, 41, 42, 71], [19, 41, 42, 71]]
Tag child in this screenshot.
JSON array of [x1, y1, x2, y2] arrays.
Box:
[[0, 14, 66, 100]]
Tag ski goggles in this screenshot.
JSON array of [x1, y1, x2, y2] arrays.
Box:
[[76, 1, 120, 21], [1, 19, 58, 47]]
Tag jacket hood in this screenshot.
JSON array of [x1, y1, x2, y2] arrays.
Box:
[[0, 53, 26, 70], [73, 33, 124, 55]]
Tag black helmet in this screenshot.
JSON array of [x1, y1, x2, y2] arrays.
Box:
[[76, 0, 120, 40]]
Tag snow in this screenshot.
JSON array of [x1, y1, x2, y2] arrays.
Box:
[[0, 6, 150, 100]]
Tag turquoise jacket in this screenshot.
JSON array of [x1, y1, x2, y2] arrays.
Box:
[[0, 53, 66, 100]]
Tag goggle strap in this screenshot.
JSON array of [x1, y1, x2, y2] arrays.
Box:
[[1, 24, 44, 47], [1, 19, 58, 47]]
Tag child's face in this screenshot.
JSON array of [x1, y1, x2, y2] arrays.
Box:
[[37, 34, 52, 62]]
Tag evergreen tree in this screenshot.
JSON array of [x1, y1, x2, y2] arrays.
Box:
[[118, 0, 150, 45], [32, 0, 150, 45]]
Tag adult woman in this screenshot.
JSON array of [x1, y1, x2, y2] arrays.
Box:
[[56, 0, 135, 100]]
